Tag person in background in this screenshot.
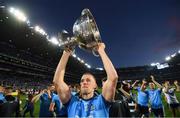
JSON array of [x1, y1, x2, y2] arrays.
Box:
[[32, 85, 55, 117], [0, 87, 20, 117], [133, 79, 149, 117], [163, 80, 180, 117], [174, 80, 180, 92], [0, 86, 5, 103], [23, 94, 34, 117], [49, 92, 67, 117], [107, 79, 131, 117], [148, 75, 164, 117]]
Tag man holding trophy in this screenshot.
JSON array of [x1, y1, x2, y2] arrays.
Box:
[[53, 9, 118, 117]]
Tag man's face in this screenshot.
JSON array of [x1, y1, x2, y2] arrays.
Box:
[[149, 82, 155, 89], [0, 86, 4, 93], [48, 85, 55, 92], [80, 74, 97, 95], [142, 84, 147, 89], [165, 81, 170, 87]]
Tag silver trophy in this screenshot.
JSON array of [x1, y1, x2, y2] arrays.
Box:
[[58, 8, 102, 56]]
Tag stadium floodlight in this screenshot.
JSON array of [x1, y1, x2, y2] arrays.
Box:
[[85, 63, 91, 68], [87, 65, 91, 69], [151, 62, 159, 66], [165, 56, 171, 61], [35, 26, 40, 31], [157, 63, 169, 69], [34, 25, 47, 36], [9, 7, 27, 22], [26, 20, 30, 26], [171, 53, 176, 58], [50, 37, 59, 45], [46, 35, 50, 40], [80, 59, 84, 63], [156, 62, 160, 65], [96, 67, 103, 70], [178, 50, 180, 54], [77, 57, 81, 61], [9, 7, 15, 13], [151, 63, 156, 66], [39, 28, 47, 35], [72, 54, 77, 58], [0, 6, 5, 8], [29, 26, 34, 29]]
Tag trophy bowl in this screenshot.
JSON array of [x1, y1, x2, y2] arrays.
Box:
[[59, 8, 102, 56]]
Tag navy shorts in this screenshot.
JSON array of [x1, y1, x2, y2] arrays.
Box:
[[170, 103, 180, 109]]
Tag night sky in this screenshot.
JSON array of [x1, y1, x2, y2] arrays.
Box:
[[3, 0, 180, 68]]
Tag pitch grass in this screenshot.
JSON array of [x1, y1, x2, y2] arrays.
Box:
[[19, 92, 180, 117]]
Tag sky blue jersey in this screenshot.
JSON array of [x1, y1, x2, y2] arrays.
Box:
[[64, 94, 111, 118]]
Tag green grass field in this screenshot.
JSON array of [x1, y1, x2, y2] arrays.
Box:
[[19, 92, 180, 117]]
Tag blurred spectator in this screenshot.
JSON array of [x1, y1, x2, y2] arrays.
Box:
[[49, 92, 67, 117], [23, 94, 34, 117], [0, 87, 20, 117], [174, 80, 180, 92], [163, 81, 180, 117], [0, 86, 5, 103], [32, 85, 55, 117], [148, 75, 164, 117], [133, 79, 149, 117], [102, 78, 131, 117]]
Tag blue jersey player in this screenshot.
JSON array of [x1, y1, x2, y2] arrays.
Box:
[[53, 43, 118, 118]]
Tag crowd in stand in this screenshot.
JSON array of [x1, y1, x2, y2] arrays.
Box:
[[0, 75, 51, 93]]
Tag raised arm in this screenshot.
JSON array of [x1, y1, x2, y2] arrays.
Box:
[[151, 75, 163, 89], [98, 43, 118, 102], [49, 102, 55, 112], [119, 85, 131, 99], [53, 50, 72, 104], [140, 80, 147, 91], [132, 80, 139, 88], [31, 90, 45, 103]]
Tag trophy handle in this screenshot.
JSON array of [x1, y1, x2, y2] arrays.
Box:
[[92, 49, 99, 57], [92, 40, 102, 57]]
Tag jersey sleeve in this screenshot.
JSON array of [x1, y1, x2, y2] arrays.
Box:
[[100, 94, 111, 107], [63, 94, 78, 111]]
